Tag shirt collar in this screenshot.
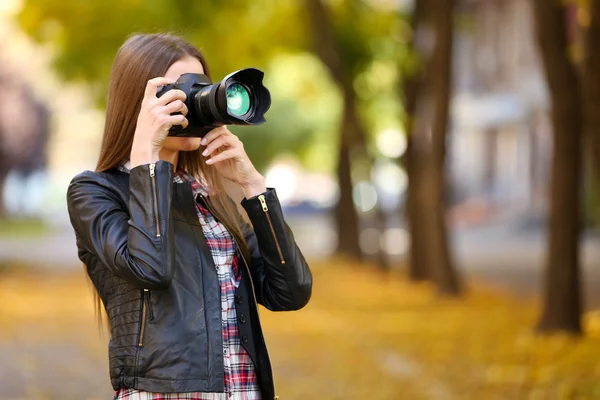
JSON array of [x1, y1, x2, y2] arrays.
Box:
[[174, 168, 209, 198]]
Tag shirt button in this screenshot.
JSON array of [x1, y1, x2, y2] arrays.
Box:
[[239, 314, 246, 324], [223, 348, 228, 355], [235, 295, 243, 304], [242, 335, 248, 344]]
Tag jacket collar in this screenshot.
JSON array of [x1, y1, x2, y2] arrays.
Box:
[[118, 160, 209, 198]]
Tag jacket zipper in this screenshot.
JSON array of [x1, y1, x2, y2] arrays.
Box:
[[138, 289, 150, 347], [149, 163, 161, 238], [258, 194, 285, 265]]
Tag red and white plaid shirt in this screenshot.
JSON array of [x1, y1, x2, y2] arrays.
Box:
[[115, 166, 261, 400]]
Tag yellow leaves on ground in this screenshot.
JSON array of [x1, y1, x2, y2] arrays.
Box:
[[1, 261, 600, 399], [260, 261, 600, 399], [584, 311, 600, 338]]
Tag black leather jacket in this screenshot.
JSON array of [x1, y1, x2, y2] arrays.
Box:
[[66, 161, 312, 399]]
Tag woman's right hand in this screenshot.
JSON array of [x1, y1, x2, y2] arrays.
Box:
[[130, 77, 188, 167]]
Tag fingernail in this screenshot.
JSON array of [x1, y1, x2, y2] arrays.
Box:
[[206, 159, 213, 165], [201, 138, 207, 145], [202, 149, 208, 157]]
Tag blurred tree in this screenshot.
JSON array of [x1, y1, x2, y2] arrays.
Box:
[[426, 0, 460, 295], [531, 0, 583, 334], [400, 0, 429, 281], [304, 0, 363, 260], [399, 0, 461, 295], [303, 0, 400, 265], [0, 70, 50, 216], [583, 1, 600, 223]]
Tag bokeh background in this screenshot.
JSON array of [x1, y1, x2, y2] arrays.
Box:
[[2, 0, 600, 398]]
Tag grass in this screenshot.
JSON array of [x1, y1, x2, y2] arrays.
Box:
[[0, 218, 48, 238], [1, 260, 600, 399]]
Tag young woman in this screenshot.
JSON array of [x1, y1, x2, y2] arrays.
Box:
[[66, 33, 312, 400]]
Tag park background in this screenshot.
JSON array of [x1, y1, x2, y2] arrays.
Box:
[[2, 0, 600, 398]]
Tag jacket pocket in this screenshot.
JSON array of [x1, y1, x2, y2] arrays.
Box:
[[258, 194, 285, 265], [138, 289, 152, 347]]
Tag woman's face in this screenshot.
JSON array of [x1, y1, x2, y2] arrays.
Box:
[[161, 56, 205, 153]]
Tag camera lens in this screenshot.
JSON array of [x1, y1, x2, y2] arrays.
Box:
[[226, 83, 250, 116]]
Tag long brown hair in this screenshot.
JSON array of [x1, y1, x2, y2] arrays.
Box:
[[93, 33, 249, 331]]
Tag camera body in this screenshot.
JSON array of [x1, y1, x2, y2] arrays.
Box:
[[156, 68, 271, 138], [157, 73, 213, 137]]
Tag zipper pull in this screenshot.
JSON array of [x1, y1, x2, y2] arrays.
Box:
[[258, 194, 268, 212], [149, 162, 155, 177]]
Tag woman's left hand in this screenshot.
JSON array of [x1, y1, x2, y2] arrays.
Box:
[[201, 126, 266, 198]]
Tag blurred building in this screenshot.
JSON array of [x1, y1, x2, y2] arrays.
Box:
[[449, 0, 550, 226]]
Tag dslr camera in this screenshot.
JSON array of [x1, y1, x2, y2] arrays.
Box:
[[157, 68, 271, 137]]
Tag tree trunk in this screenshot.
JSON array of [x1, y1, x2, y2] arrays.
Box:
[[335, 97, 362, 260], [405, 143, 430, 280], [0, 174, 6, 217], [304, 0, 392, 262], [425, 0, 460, 295], [402, 0, 431, 281], [584, 1, 600, 193], [406, 0, 461, 294], [375, 216, 390, 270], [339, 93, 390, 264], [304, 0, 363, 260], [334, 116, 362, 259], [532, 0, 583, 334], [335, 144, 360, 258]]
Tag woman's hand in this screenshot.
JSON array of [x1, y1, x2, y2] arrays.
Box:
[[130, 77, 189, 167], [201, 126, 266, 199]]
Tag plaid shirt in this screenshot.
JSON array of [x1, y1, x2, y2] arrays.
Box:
[[115, 164, 261, 400]]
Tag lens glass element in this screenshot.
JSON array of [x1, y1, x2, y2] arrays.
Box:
[[226, 83, 251, 116]]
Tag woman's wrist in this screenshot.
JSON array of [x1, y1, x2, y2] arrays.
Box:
[[130, 143, 161, 168], [241, 172, 267, 199]]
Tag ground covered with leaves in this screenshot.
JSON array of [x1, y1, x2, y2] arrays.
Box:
[[1, 261, 600, 399]]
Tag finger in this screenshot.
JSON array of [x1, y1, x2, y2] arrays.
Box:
[[202, 136, 228, 157], [164, 99, 188, 116], [200, 125, 230, 146], [144, 77, 174, 99], [206, 148, 238, 165], [167, 114, 189, 130], [156, 89, 187, 106], [202, 135, 239, 157]]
